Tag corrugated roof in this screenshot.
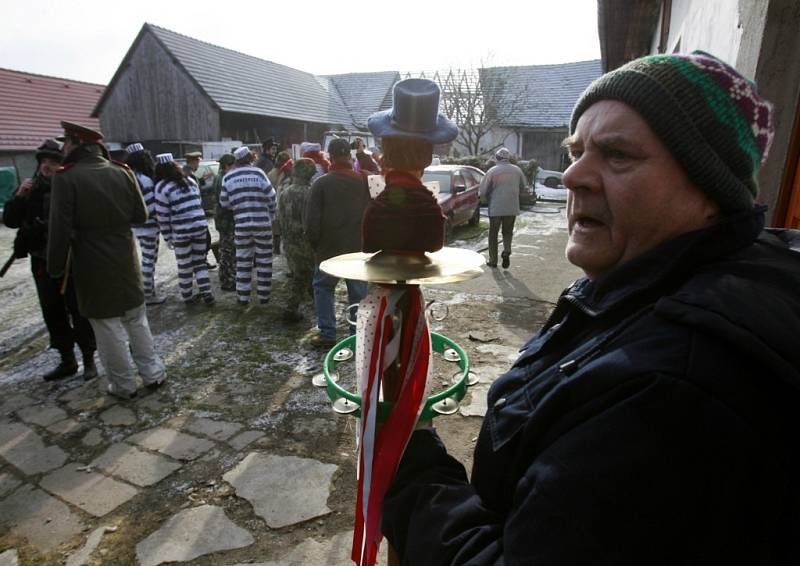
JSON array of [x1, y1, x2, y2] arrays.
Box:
[[326, 71, 400, 128], [482, 60, 602, 128], [0, 68, 103, 151], [145, 24, 355, 127]]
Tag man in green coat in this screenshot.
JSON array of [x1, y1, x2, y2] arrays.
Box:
[[48, 121, 166, 399]]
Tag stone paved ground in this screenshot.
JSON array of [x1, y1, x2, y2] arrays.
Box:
[[0, 208, 581, 564]]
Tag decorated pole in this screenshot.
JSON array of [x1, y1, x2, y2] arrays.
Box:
[[319, 79, 484, 566]]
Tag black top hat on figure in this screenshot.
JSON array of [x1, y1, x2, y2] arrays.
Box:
[[320, 78, 483, 285], [367, 79, 458, 145]]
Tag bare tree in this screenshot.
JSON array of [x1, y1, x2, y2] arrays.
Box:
[[404, 64, 528, 157]]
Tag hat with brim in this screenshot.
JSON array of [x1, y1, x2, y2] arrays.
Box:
[[35, 139, 62, 162], [184, 151, 202, 159], [367, 79, 458, 144], [60, 121, 103, 143]]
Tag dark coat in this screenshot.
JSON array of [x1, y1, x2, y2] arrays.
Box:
[[47, 144, 147, 319], [304, 170, 370, 263], [3, 175, 52, 259], [383, 207, 800, 565]]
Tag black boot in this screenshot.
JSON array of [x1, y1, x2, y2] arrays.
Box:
[[43, 350, 78, 382], [81, 350, 98, 381]]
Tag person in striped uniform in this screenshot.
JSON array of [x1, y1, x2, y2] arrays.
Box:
[[220, 146, 277, 306], [125, 143, 164, 304], [153, 153, 215, 306]]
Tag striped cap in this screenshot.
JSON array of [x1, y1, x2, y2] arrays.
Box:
[[233, 146, 251, 161], [125, 142, 144, 154], [155, 153, 173, 164], [570, 51, 774, 212]]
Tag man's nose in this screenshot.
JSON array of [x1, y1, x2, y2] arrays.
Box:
[[562, 154, 599, 193]]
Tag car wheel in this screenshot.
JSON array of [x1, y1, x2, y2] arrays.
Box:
[[468, 204, 480, 226]]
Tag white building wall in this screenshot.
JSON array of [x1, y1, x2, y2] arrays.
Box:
[[661, 0, 744, 67]]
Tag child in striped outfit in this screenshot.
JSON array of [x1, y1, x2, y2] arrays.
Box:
[[125, 143, 163, 304], [153, 153, 215, 306], [220, 146, 277, 306]]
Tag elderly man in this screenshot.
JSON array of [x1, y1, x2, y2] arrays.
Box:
[[48, 122, 166, 400], [479, 147, 527, 268], [381, 52, 800, 564]]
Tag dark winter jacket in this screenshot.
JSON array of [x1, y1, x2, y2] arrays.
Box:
[[304, 170, 370, 263], [3, 175, 52, 259], [383, 206, 800, 565]]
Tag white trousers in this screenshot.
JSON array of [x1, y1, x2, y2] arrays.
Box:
[[89, 303, 166, 396]]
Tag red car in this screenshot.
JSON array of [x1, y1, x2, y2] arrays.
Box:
[[421, 165, 483, 240]]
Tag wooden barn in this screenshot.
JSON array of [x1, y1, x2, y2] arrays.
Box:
[[93, 23, 399, 153]]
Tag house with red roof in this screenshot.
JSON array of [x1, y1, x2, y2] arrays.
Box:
[[0, 67, 104, 196]]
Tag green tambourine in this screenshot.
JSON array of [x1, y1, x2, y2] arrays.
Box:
[[323, 332, 470, 421]]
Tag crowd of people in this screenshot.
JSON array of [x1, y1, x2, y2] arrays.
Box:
[[4, 125, 381, 389]]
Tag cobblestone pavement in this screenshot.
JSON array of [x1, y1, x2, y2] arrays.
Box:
[[0, 207, 581, 564]]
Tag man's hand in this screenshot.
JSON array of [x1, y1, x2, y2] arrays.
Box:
[[16, 179, 34, 198]]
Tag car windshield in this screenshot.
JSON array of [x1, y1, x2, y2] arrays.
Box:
[[422, 172, 452, 193]]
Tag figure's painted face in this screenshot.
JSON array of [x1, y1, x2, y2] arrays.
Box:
[[563, 100, 719, 279]]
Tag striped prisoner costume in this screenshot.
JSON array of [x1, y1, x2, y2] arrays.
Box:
[[220, 165, 276, 304], [132, 172, 160, 296], [154, 177, 213, 302]]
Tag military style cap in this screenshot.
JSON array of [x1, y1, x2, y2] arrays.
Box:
[[59, 121, 103, 143], [184, 151, 202, 158]]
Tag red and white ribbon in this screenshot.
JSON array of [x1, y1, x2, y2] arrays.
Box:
[[352, 286, 432, 566]]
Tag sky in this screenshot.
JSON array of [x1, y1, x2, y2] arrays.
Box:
[[1, 0, 601, 85]]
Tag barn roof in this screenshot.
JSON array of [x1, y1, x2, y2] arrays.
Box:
[[482, 60, 602, 129], [0, 68, 103, 151], [95, 24, 395, 129], [325, 71, 401, 129]]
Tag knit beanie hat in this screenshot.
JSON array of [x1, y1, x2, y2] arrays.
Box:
[[570, 51, 774, 212]]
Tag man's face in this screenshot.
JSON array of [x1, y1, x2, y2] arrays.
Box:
[[38, 157, 61, 178], [268, 145, 278, 159], [563, 100, 719, 280], [187, 157, 201, 171]]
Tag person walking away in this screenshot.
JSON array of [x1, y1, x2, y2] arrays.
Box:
[[125, 143, 164, 304], [48, 122, 165, 399], [4, 139, 97, 381], [479, 147, 527, 268], [213, 153, 236, 291], [304, 138, 370, 347], [277, 158, 317, 322], [220, 146, 277, 306], [267, 150, 293, 256], [154, 153, 215, 306]]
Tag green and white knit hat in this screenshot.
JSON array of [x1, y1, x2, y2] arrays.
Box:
[[570, 51, 774, 212]]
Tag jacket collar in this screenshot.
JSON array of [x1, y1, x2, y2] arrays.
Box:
[[567, 206, 766, 317]]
